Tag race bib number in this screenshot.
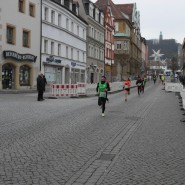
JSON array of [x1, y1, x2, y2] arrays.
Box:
[[137, 83, 141, 86], [125, 85, 129, 88], [99, 92, 106, 98]]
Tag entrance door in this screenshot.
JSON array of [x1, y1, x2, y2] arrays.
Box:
[[2, 64, 15, 89], [90, 73, 94, 84]]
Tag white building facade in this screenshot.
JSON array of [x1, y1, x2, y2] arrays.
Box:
[[42, 0, 88, 84], [0, 0, 41, 90]]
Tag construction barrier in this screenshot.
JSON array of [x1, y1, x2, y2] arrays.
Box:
[[77, 83, 86, 96], [50, 80, 137, 97], [165, 82, 182, 92], [179, 85, 185, 109], [51, 84, 78, 97]]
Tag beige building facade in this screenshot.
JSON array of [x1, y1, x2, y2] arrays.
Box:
[[0, 0, 41, 90]]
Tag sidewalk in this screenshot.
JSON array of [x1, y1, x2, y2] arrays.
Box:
[[0, 89, 37, 94]]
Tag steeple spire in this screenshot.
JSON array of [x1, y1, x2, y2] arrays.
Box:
[[159, 31, 163, 41]]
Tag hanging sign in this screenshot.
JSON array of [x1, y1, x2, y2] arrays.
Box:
[[3, 50, 37, 62]]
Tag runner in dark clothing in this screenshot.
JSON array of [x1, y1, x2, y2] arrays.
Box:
[[136, 76, 143, 96]]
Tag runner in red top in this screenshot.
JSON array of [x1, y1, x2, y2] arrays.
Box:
[[123, 78, 131, 101]]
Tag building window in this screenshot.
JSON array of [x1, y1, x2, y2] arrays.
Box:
[[88, 45, 91, 56], [51, 10, 55, 24], [44, 40, 48, 53], [58, 44, 61, 56], [44, 7, 48, 21], [77, 25, 79, 36], [83, 52, 85, 62], [51, 42, 54, 55], [19, 65, 30, 86], [23, 30, 30, 48], [71, 22, 74, 33], [77, 50, 79, 61], [97, 48, 99, 59], [123, 41, 128, 50], [83, 29, 85, 39], [91, 27, 94, 38], [94, 30, 96, 40], [7, 25, 16, 45], [71, 48, 73, 59], [115, 22, 119, 32], [88, 26, 91, 37], [91, 46, 94, 57], [19, 0, 25, 13], [29, 3, 35, 17], [116, 41, 121, 49], [58, 14, 61, 26], [80, 70, 85, 82], [66, 46, 68, 58], [66, 18, 69, 30]]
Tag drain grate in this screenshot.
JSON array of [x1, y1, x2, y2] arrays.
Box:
[[98, 153, 116, 161]]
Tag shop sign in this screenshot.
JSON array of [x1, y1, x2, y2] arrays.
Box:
[[3, 50, 37, 62], [71, 62, 76, 67], [46, 56, 61, 64], [105, 65, 111, 72], [71, 61, 86, 68]]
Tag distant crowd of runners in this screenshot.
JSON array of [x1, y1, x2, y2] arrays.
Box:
[[96, 74, 165, 117]]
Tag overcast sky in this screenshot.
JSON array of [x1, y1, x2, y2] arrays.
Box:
[[91, 0, 185, 44]]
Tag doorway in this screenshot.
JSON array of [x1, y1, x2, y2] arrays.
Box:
[[2, 64, 15, 89]]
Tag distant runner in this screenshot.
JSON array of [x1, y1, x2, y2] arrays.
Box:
[[136, 76, 143, 96], [123, 78, 131, 101]]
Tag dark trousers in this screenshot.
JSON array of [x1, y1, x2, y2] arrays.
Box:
[[137, 86, 142, 95], [38, 90, 43, 101], [98, 98, 106, 113]]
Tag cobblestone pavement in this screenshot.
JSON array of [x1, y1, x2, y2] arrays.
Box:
[[0, 81, 185, 185]]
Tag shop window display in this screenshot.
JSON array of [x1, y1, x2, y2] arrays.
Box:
[[19, 65, 30, 86]]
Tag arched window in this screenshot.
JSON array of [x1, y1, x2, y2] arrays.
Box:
[[19, 65, 30, 86]]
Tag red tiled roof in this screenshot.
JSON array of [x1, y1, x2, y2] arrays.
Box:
[[115, 4, 133, 22], [95, 0, 128, 20]]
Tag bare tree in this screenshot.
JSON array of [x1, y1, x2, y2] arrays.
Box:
[[168, 56, 179, 74]]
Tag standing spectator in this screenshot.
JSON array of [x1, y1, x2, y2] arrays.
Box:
[[37, 73, 44, 101], [43, 75, 47, 92]]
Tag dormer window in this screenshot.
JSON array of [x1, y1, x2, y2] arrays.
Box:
[[100, 13, 104, 25], [89, 3, 94, 17], [72, 3, 79, 15], [64, 0, 69, 8], [95, 8, 99, 22], [76, 6, 79, 15], [69, 0, 72, 11]]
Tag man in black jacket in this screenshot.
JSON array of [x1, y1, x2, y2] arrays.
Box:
[[37, 73, 45, 101]]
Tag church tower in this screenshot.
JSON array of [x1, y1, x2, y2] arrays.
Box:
[[159, 31, 163, 41]]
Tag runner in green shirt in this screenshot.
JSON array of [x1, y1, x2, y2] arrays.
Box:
[[96, 76, 110, 117]]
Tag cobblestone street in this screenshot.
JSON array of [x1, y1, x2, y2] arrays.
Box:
[[0, 81, 185, 185]]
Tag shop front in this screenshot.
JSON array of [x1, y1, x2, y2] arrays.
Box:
[[1, 50, 38, 90]]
